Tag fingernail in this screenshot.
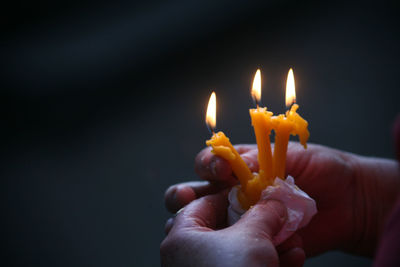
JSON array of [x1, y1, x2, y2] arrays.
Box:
[[175, 207, 184, 217]]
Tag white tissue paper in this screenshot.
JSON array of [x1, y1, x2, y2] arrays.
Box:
[[227, 176, 317, 246]]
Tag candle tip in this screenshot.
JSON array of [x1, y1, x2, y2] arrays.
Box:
[[285, 68, 296, 108], [251, 69, 262, 107], [206, 91, 217, 133]]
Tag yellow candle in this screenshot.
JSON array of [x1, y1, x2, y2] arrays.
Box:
[[207, 132, 264, 209], [250, 108, 274, 183], [202, 68, 310, 210], [249, 69, 274, 185], [204, 92, 253, 191], [272, 114, 293, 179], [272, 68, 309, 179], [206, 131, 253, 189], [286, 104, 309, 149]]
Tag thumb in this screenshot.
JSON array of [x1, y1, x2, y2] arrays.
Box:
[[234, 200, 287, 239]]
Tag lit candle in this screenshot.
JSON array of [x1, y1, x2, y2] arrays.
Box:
[[205, 92, 253, 191], [286, 104, 309, 149], [249, 69, 274, 185], [226, 68, 317, 228], [272, 68, 309, 179], [272, 114, 293, 179]]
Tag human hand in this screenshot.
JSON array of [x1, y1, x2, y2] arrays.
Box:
[[165, 143, 400, 257], [161, 191, 305, 267]]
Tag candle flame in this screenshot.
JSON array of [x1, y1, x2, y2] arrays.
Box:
[[285, 68, 296, 107], [206, 91, 216, 131], [251, 69, 262, 105]]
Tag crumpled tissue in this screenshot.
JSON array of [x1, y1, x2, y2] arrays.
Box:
[[227, 176, 317, 246]]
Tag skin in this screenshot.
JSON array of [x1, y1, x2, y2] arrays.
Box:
[[160, 191, 305, 267], [163, 142, 400, 261]]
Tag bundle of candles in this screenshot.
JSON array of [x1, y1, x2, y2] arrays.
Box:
[[204, 68, 317, 244]]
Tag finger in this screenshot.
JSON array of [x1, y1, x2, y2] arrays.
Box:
[[195, 147, 235, 183], [279, 247, 306, 267], [170, 191, 229, 233], [240, 149, 259, 172], [195, 145, 259, 183], [285, 142, 313, 179], [233, 144, 257, 154], [165, 181, 222, 213], [234, 200, 287, 238]]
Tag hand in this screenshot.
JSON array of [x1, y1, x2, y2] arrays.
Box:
[[161, 191, 305, 267], [165, 143, 400, 257]]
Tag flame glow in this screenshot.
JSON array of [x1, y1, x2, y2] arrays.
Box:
[[285, 68, 296, 107], [206, 92, 216, 131], [251, 69, 262, 104]]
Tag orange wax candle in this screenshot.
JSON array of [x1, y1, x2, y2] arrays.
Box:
[[272, 114, 294, 179], [286, 104, 309, 149], [249, 70, 274, 185], [206, 131, 253, 189], [272, 68, 309, 179], [250, 108, 274, 184], [202, 68, 309, 210], [206, 131, 262, 209], [205, 92, 253, 192]]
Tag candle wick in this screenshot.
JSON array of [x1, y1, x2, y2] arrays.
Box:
[[257, 99, 261, 108], [286, 100, 296, 112], [207, 123, 216, 135], [252, 97, 260, 109]]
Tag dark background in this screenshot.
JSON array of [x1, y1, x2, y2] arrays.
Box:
[[2, 0, 399, 266]]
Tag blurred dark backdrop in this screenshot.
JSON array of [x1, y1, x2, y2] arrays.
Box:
[[2, 0, 399, 266]]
